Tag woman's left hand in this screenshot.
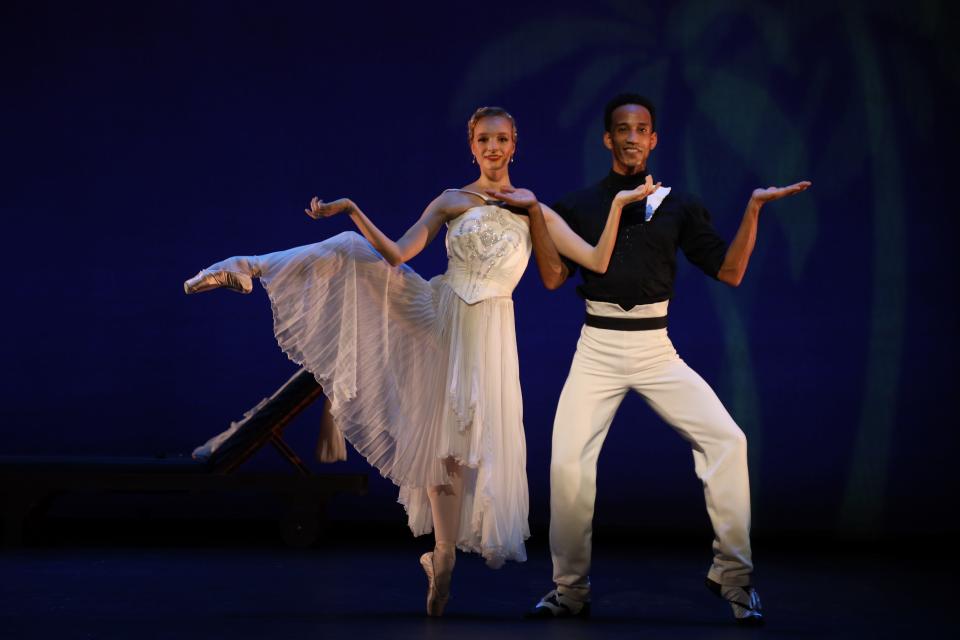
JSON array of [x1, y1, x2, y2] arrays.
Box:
[[305, 197, 355, 219], [613, 174, 661, 208], [485, 187, 538, 210]]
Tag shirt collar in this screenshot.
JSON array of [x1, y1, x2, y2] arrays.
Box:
[[601, 168, 649, 192]]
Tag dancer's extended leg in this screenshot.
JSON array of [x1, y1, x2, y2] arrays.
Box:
[[183, 255, 262, 294]]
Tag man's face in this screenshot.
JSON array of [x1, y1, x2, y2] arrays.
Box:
[[604, 104, 657, 175]]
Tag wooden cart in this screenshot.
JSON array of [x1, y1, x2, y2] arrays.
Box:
[[0, 369, 367, 547]]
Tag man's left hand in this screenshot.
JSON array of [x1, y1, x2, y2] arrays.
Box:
[[750, 181, 812, 206]]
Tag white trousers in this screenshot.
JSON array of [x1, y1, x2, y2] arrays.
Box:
[[550, 301, 753, 600]]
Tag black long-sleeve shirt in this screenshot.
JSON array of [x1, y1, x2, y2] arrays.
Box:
[[553, 170, 729, 308]]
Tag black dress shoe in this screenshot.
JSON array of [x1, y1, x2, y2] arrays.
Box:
[[706, 577, 764, 626], [525, 589, 591, 619]]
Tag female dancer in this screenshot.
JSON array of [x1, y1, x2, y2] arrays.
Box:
[[183, 107, 658, 616]]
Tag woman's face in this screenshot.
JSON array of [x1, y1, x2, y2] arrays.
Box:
[[470, 116, 515, 172]]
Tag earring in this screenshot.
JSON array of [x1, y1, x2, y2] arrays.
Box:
[[472, 156, 477, 164], [510, 156, 515, 163]]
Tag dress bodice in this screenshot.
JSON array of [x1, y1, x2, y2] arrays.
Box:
[[442, 190, 531, 304]]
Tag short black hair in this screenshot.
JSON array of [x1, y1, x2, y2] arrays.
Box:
[[604, 93, 657, 132]]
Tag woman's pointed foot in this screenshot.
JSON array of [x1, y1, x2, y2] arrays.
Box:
[[183, 269, 253, 295], [420, 551, 452, 617]]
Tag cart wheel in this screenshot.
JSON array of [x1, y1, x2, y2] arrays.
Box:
[[2, 491, 45, 547], [280, 509, 321, 548], [280, 496, 327, 548]]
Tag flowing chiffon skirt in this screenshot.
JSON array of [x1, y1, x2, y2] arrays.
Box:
[[208, 231, 528, 567]]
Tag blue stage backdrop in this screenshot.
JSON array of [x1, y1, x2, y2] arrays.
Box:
[[2, 0, 956, 538]]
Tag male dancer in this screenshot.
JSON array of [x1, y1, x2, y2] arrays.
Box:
[[527, 94, 810, 625]]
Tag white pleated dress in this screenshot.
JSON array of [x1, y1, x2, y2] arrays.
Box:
[[214, 194, 532, 567]]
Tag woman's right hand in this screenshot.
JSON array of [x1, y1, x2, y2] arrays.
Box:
[[612, 174, 661, 208], [305, 197, 356, 219]]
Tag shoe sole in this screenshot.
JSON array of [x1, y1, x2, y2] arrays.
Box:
[[524, 602, 591, 620]]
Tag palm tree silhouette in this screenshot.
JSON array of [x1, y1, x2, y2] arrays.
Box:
[[447, 0, 951, 531]]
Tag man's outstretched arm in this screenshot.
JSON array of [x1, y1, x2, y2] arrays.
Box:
[[716, 181, 812, 287], [528, 202, 569, 289], [485, 188, 574, 290]]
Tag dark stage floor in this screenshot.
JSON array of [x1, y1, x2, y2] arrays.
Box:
[[0, 521, 954, 640]]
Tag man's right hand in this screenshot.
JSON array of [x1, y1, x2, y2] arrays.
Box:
[[485, 187, 538, 211]]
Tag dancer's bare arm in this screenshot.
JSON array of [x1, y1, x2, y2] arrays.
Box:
[[716, 181, 812, 287], [503, 175, 661, 279], [306, 195, 455, 266]]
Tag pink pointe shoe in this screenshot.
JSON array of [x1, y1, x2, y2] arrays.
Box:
[[183, 270, 253, 295], [419, 552, 451, 617]]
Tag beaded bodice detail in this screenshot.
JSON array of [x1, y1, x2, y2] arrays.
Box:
[[443, 194, 531, 304]]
